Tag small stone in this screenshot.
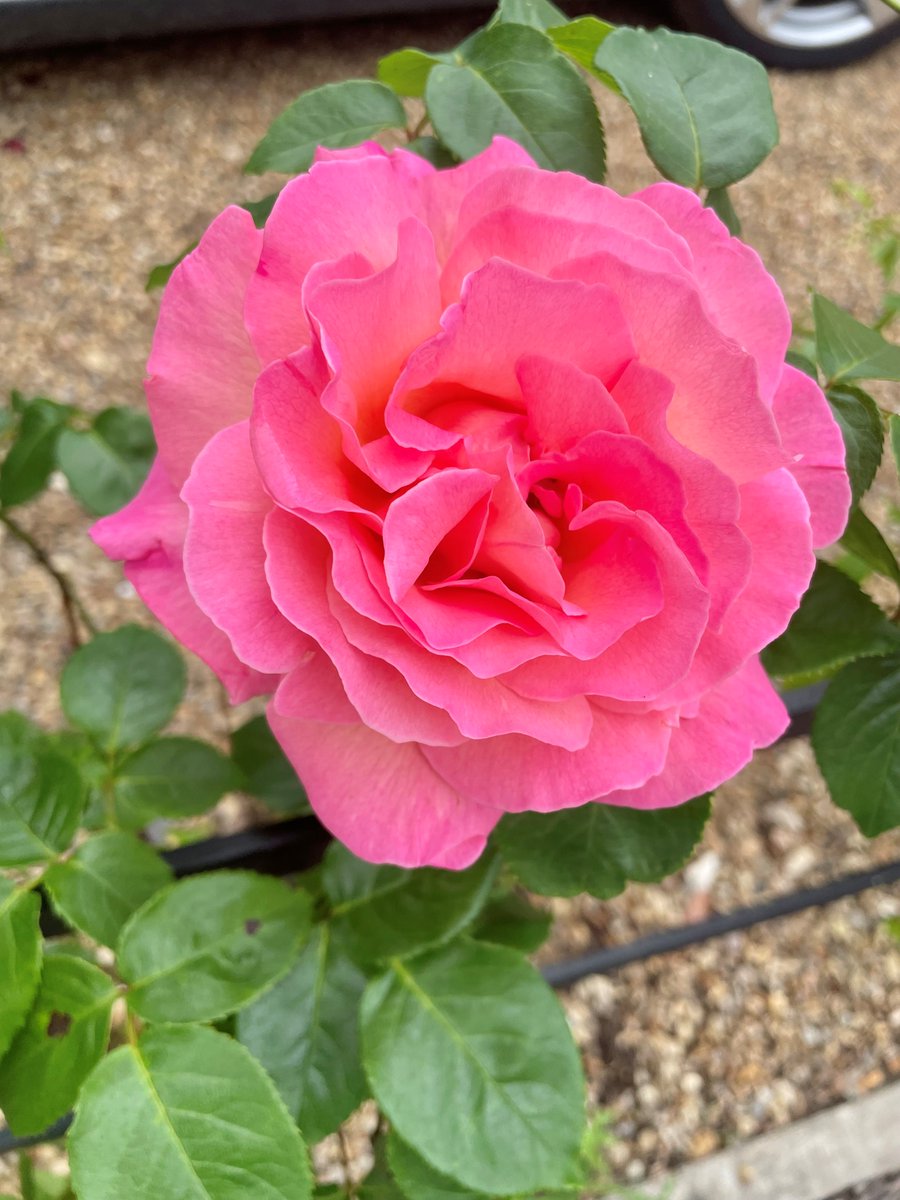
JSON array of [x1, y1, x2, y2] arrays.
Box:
[[688, 1129, 719, 1158]]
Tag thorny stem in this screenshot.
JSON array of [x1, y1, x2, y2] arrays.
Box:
[[0, 509, 98, 646]]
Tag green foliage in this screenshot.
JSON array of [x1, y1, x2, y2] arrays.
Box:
[[814, 293, 900, 383], [44, 832, 173, 948], [118, 870, 311, 1023], [812, 654, 900, 837], [378, 48, 448, 98], [55, 408, 154, 517], [816, 657, 900, 835], [406, 136, 458, 168], [361, 940, 584, 1195], [111, 736, 242, 827], [324, 842, 497, 964], [546, 16, 614, 76], [472, 890, 552, 953], [825, 385, 884, 508], [489, 0, 567, 28], [69, 1025, 313, 1200], [595, 28, 777, 189], [839, 508, 900, 586], [496, 795, 711, 898], [0, 879, 43, 1060], [0, 712, 84, 867], [237, 924, 368, 1141], [231, 713, 310, 814], [891, 413, 900, 473], [145, 242, 197, 291], [0, 955, 115, 1135], [388, 1132, 488, 1198], [246, 80, 407, 175], [425, 23, 606, 182], [60, 626, 185, 755], [0, 396, 71, 508], [763, 562, 900, 686], [240, 192, 280, 226]]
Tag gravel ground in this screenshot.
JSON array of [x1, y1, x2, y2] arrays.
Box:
[[1, 3, 899, 1194]]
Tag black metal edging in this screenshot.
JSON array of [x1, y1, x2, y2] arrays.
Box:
[[542, 857, 900, 987]]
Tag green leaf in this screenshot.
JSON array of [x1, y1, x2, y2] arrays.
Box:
[[890, 413, 900, 473], [786, 348, 819, 380], [814, 293, 900, 383], [826, 385, 883, 507], [762, 562, 900, 687], [44, 832, 172, 948], [118, 870, 311, 1023], [112, 736, 242, 827], [812, 653, 900, 836], [547, 16, 614, 75], [595, 27, 777, 189], [55, 408, 154, 517], [145, 241, 197, 291], [240, 192, 279, 227], [496, 795, 711, 898], [489, 0, 567, 29], [60, 625, 186, 754], [388, 1132, 488, 1199], [246, 80, 406, 175], [323, 842, 497, 964], [425, 24, 606, 182], [0, 712, 84, 867], [471, 891, 552, 954], [840, 507, 900, 586], [0, 397, 71, 508], [361, 940, 584, 1195], [237, 924, 368, 1142], [48, 730, 109, 830], [407, 136, 458, 168], [378, 48, 446, 98], [69, 1024, 313, 1200], [231, 714, 309, 814], [704, 185, 741, 236], [0, 955, 115, 1135], [0, 880, 42, 1060]]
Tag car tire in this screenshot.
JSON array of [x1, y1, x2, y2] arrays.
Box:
[[671, 0, 900, 67]]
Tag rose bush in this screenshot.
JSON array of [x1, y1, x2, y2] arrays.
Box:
[[92, 137, 850, 869]]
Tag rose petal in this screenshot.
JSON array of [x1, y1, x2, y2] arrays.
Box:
[[146, 206, 262, 486], [91, 460, 274, 703], [182, 420, 311, 674], [423, 700, 673, 812], [269, 701, 499, 869], [601, 657, 788, 809], [772, 364, 850, 547], [635, 183, 791, 405]]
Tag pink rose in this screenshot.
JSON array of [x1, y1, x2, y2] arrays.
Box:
[[93, 138, 849, 869]]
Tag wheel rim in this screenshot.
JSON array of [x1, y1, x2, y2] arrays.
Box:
[[722, 0, 900, 48]]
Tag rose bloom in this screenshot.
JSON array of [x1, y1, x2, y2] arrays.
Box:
[[93, 138, 849, 869]]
